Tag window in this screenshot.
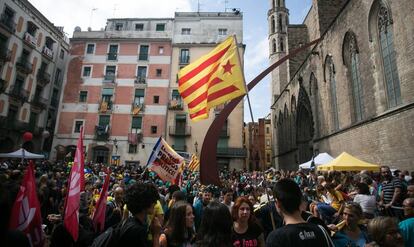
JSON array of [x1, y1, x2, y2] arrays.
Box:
[[51, 88, 59, 107], [54, 68, 61, 85], [266, 153, 271, 163], [82, 66, 91, 77], [272, 39, 276, 53], [153, 96, 159, 104], [156, 23, 165, 31], [131, 116, 142, 129], [101, 88, 113, 107], [86, 44, 95, 54], [377, 2, 401, 108], [104, 65, 116, 81], [179, 49, 189, 64], [79, 91, 88, 102], [98, 115, 110, 127], [59, 49, 64, 59], [107, 44, 118, 61], [136, 66, 147, 83], [266, 139, 271, 147], [266, 127, 270, 134], [181, 28, 191, 35], [158, 46, 164, 54], [128, 144, 137, 153], [218, 28, 227, 36], [139, 45, 149, 60], [115, 23, 123, 31], [134, 89, 145, 106], [271, 16, 275, 33], [135, 23, 144, 31], [279, 38, 284, 52], [156, 69, 162, 77], [74, 120, 83, 133], [151, 125, 157, 134], [2, 7, 15, 32], [326, 56, 339, 130]]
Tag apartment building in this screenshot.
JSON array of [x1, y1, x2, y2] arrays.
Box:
[[167, 12, 245, 170], [245, 117, 272, 171], [0, 0, 69, 155], [51, 18, 173, 166]]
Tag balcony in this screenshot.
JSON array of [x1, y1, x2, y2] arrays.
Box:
[[95, 125, 110, 141], [9, 85, 29, 102], [15, 57, 33, 74], [172, 144, 187, 152], [179, 56, 190, 65], [0, 78, 7, 93], [23, 32, 37, 48], [42, 46, 54, 60], [138, 53, 148, 61], [216, 147, 247, 158], [0, 14, 16, 34], [103, 74, 116, 83], [99, 100, 113, 113], [36, 69, 51, 87], [134, 76, 146, 84], [128, 133, 143, 144], [131, 103, 144, 115], [31, 96, 48, 109], [168, 99, 184, 110], [0, 48, 11, 64], [169, 126, 191, 136], [107, 52, 117, 61]]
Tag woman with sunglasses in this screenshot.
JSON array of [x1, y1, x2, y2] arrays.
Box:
[[332, 202, 370, 247]]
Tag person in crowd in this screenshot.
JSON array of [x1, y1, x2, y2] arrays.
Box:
[[196, 201, 233, 247], [164, 190, 186, 223], [353, 182, 376, 219], [399, 198, 414, 247], [159, 201, 195, 247], [266, 178, 334, 247], [193, 187, 212, 230], [222, 187, 234, 212], [368, 216, 404, 247], [105, 186, 125, 229], [331, 202, 371, 247], [118, 182, 161, 247], [316, 182, 345, 224], [231, 197, 265, 247], [254, 196, 283, 240], [379, 166, 404, 219], [407, 184, 414, 198]]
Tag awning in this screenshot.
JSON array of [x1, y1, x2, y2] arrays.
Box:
[[317, 152, 380, 172]]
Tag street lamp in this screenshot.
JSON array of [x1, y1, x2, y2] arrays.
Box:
[[194, 141, 198, 155], [113, 138, 118, 155]]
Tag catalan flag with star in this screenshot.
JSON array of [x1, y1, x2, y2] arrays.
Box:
[[178, 35, 247, 121]]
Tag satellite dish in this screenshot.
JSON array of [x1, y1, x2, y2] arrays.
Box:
[[74, 26, 82, 32]]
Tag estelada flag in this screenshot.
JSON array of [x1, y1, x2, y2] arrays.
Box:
[[63, 127, 85, 241], [178, 35, 246, 121], [187, 154, 200, 172], [9, 160, 45, 247], [92, 169, 111, 232]]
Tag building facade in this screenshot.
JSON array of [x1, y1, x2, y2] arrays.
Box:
[[51, 18, 173, 166], [166, 12, 246, 170], [0, 0, 69, 156], [245, 117, 272, 171], [269, 0, 414, 170]]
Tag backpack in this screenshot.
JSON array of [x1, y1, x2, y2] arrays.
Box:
[[90, 220, 133, 247]]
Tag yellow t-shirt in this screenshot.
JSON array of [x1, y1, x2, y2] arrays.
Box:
[[147, 200, 164, 241], [330, 190, 344, 211]]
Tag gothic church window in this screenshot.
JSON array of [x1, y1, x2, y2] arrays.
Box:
[[377, 1, 401, 108], [278, 15, 282, 32], [279, 38, 284, 52], [271, 16, 275, 33], [272, 39, 277, 53], [326, 56, 339, 131]]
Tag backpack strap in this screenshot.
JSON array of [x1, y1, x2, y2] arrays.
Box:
[[317, 224, 335, 247]]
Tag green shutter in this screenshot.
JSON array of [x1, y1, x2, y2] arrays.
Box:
[[102, 88, 114, 96], [175, 114, 186, 120], [99, 115, 110, 126], [135, 89, 145, 97], [172, 89, 179, 97], [131, 116, 142, 129]]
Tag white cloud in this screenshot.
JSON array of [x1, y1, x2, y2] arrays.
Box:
[[29, 0, 192, 36], [244, 37, 269, 81]]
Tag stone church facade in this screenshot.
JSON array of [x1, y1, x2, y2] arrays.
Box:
[[269, 0, 414, 171]]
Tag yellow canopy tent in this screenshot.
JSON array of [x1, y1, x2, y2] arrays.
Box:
[[317, 152, 380, 172]]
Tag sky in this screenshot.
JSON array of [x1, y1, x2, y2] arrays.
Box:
[[29, 0, 311, 122]]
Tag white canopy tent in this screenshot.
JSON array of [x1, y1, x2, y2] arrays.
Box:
[[299, 152, 334, 169], [0, 148, 45, 159]]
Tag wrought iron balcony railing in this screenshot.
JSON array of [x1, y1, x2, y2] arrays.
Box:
[[169, 126, 191, 136], [216, 147, 247, 158], [36, 69, 51, 87], [168, 99, 184, 110], [16, 57, 33, 74]]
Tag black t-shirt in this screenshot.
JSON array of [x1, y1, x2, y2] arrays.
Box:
[[118, 217, 149, 247], [254, 202, 284, 239], [232, 222, 264, 247], [266, 223, 333, 247]]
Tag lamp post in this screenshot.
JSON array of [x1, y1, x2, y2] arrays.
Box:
[[194, 141, 198, 155], [113, 138, 118, 155]]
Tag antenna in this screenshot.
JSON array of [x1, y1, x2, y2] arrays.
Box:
[[224, 0, 229, 12], [197, 0, 200, 12], [89, 8, 98, 29]]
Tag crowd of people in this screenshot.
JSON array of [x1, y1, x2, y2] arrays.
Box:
[[1, 159, 414, 247]]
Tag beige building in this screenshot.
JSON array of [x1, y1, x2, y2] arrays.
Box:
[[166, 12, 246, 170], [269, 0, 414, 171]]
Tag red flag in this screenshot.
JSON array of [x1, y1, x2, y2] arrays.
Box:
[[92, 169, 111, 232], [9, 161, 45, 247], [64, 128, 85, 241]]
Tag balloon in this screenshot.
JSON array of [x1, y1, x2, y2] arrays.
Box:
[[23, 132, 33, 142]]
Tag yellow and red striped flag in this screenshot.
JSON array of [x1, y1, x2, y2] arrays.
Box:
[[187, 154, 200, 172], [178, 35, 246, 121]]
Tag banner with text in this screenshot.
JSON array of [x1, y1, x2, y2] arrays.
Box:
[[147, 137, 184, 182]]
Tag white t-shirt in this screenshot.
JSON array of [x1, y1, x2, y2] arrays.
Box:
[[353, 194, 376, 215]]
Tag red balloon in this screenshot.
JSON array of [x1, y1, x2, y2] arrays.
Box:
[[23, 132, 33, 142]]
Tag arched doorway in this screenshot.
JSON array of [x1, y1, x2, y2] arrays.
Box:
[[296, 85, 314, 164], [93, 146, 109, 164]]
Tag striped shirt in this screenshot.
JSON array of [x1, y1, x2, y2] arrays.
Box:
[[382, 178, 402, 205]]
